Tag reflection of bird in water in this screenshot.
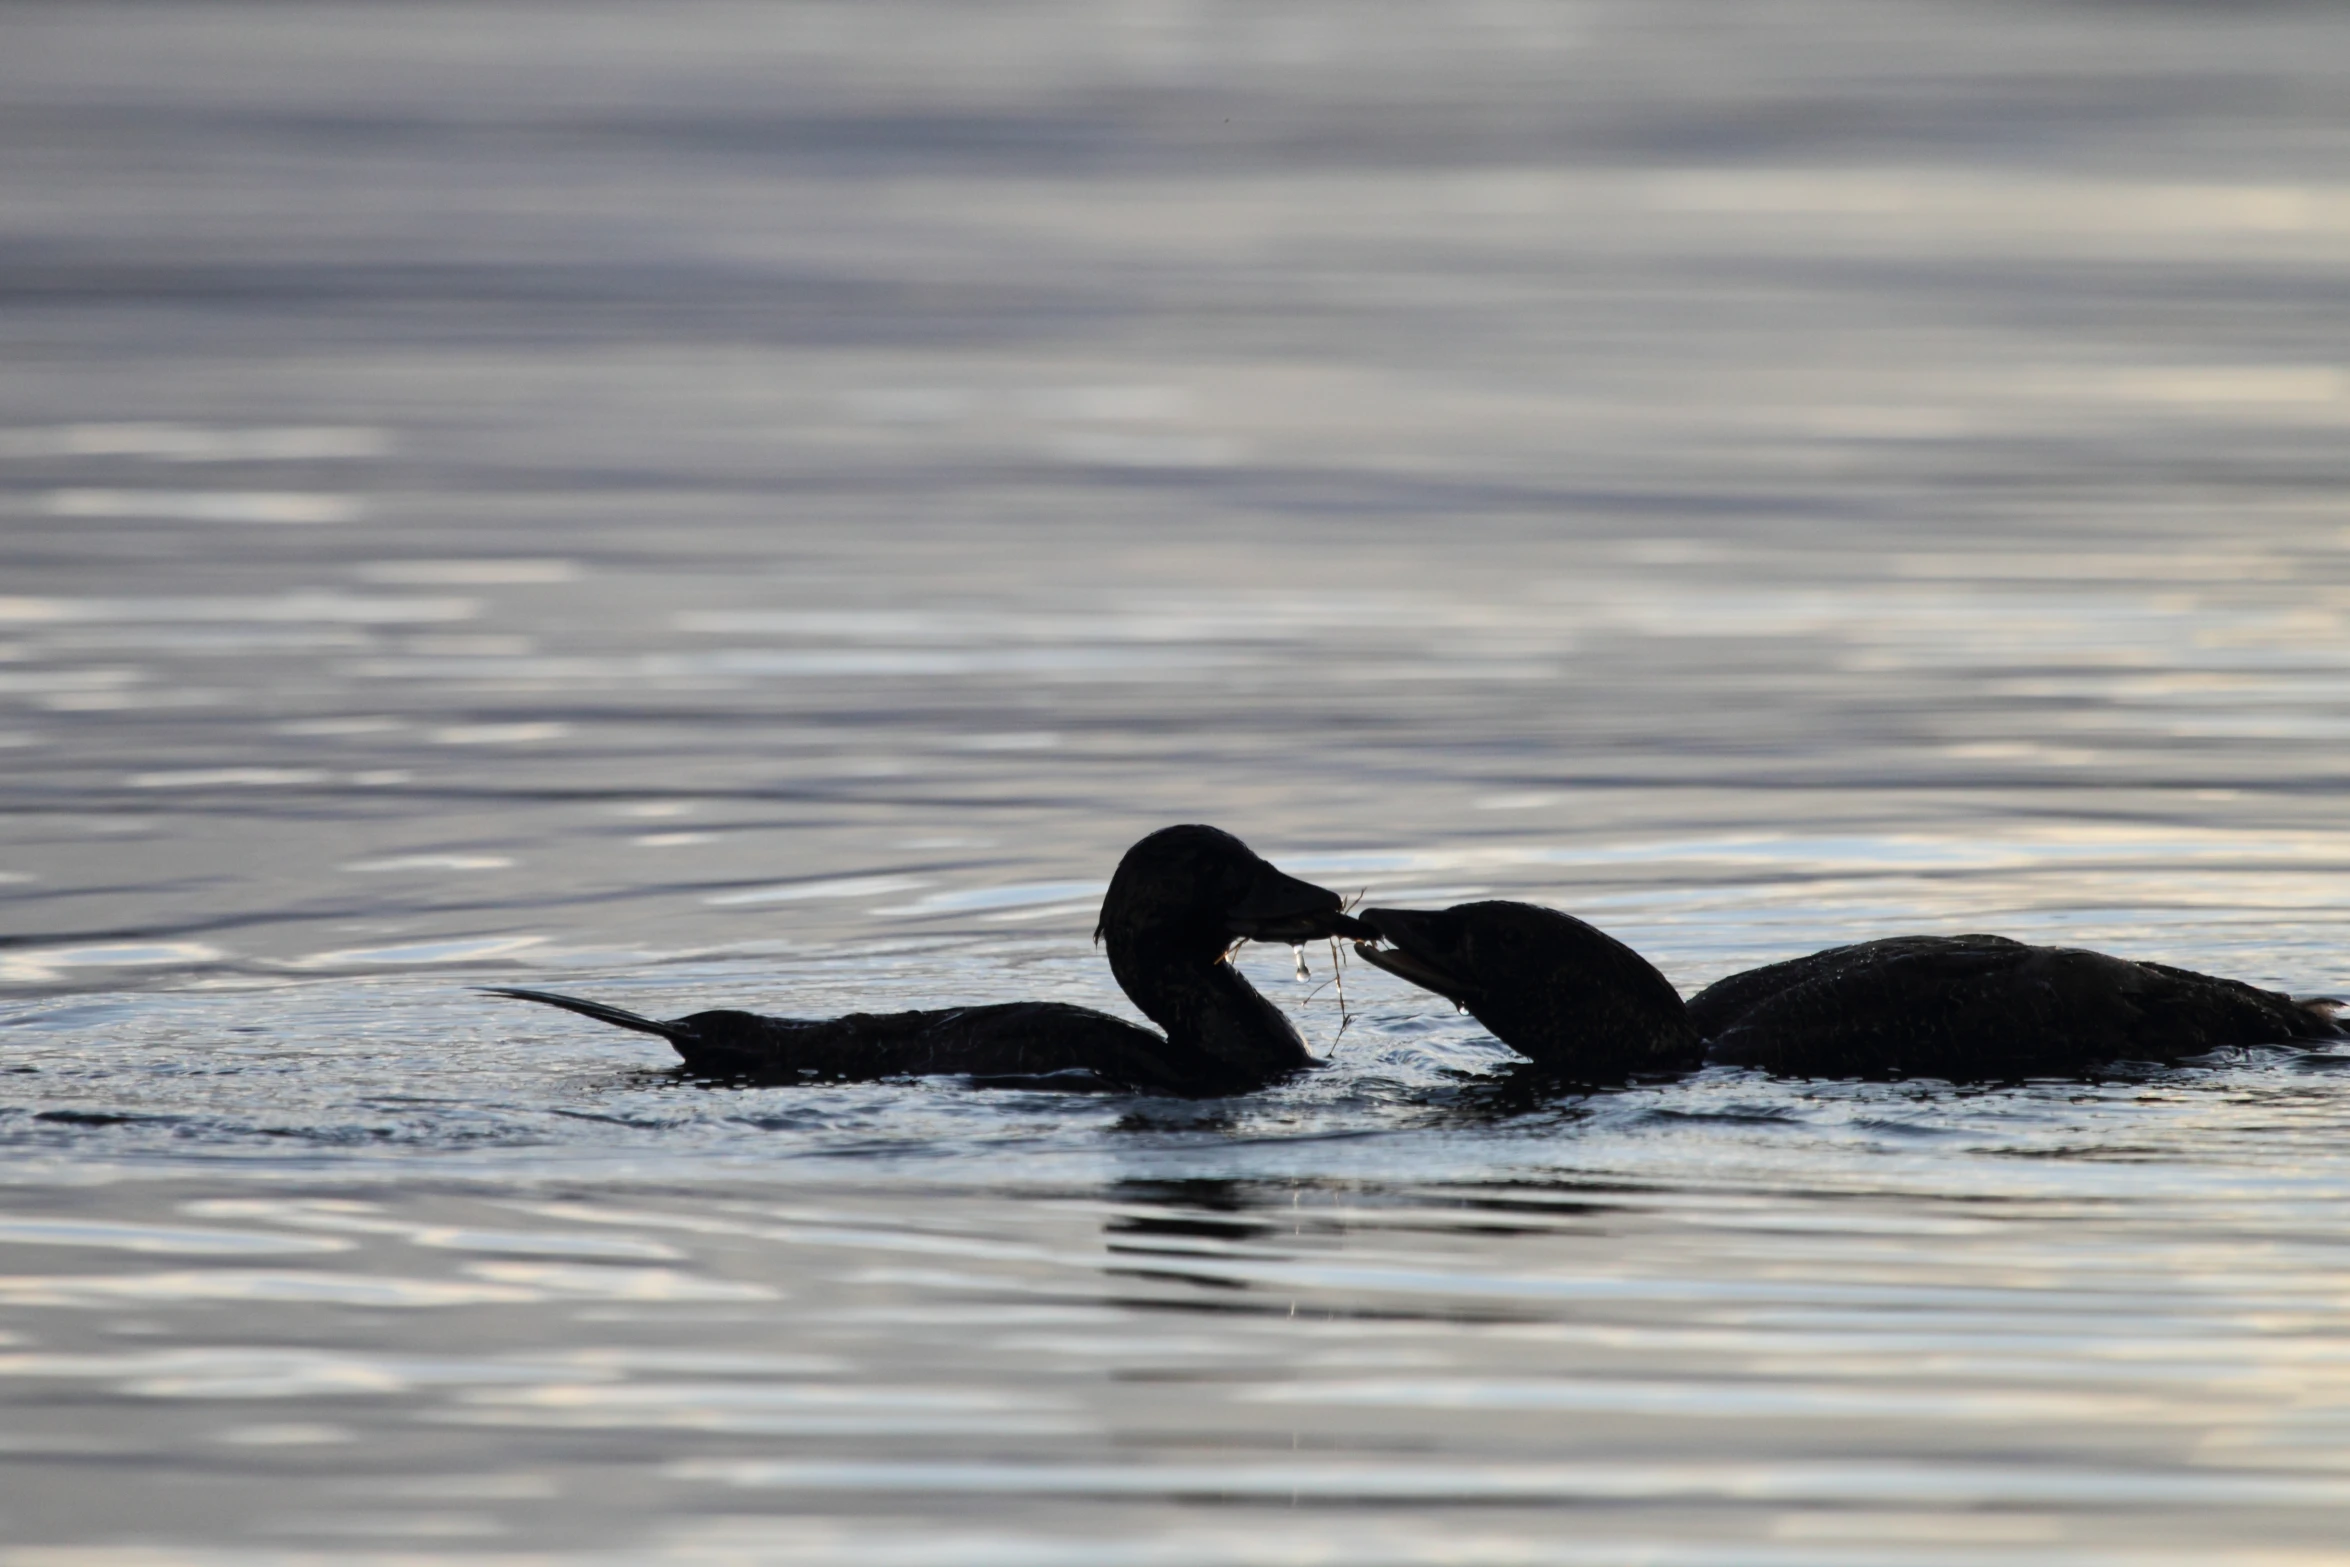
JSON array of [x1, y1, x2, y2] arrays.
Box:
[[1355, 901, 2343, 1085], [488, 824, 1367, 1096]]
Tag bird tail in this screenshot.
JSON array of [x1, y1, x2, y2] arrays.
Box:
[[2295, 995, 2348, 1036], [480, 987, 698, 1043]]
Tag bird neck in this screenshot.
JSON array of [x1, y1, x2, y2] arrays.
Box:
[[1490, 929, 1703, 1082], [1107, 923, 1313, 1085]]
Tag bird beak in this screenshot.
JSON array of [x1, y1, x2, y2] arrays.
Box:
[[1225, 862, 1372, 943], [1350, 907, 1472, 1006]]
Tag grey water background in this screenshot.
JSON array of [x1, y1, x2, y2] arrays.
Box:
[[6, 0, 2350, 1559]]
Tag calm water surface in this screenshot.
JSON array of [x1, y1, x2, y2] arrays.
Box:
[[7, 3, 2350, 1560]]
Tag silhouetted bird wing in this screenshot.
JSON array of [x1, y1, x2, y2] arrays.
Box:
[[1692, 937, 2338, 1081], [492, 991, 1232, 1093], [1684, 935, 2027, 1042]]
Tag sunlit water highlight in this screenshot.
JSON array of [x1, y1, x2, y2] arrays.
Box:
[[7, 1, 2350, 1560]]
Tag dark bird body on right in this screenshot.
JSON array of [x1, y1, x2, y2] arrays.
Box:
[[1354, 901, 2342, 1085]]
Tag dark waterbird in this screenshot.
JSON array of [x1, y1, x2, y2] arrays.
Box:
[[488, 824, 1368, 1096], [1354, 901, 2343, 1085]]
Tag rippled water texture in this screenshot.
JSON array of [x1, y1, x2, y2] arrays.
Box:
[[7, 2, 2350, 1560]]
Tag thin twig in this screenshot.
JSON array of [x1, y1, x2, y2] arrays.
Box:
[[1328, 933, 1354, 1046], [1332, 888, 1366, 1042]]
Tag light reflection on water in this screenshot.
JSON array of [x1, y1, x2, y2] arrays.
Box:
[[10, 1165, 2350, 1558], [9, 0, 2350, 1559]]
